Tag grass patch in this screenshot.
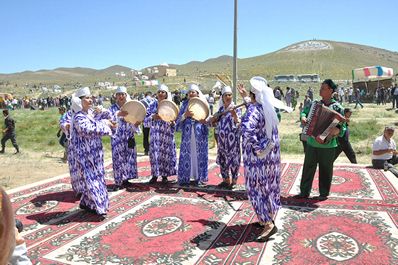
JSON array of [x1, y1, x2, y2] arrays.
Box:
[[3, 103, 396, 163]]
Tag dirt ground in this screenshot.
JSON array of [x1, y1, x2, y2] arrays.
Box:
[[0, 150, 69, 190]]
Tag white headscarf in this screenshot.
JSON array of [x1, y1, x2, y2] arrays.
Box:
[[71, 87, 91, 112], [250, 76, 292, 138], [189, 83, 209, 107], [218, 85, 234, 109], [114, 86, 132, 102], [70, 87, 91, 139], [158, 84, 172, 100]]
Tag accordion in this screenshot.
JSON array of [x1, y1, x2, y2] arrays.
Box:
[[302, 103, 345, 143]]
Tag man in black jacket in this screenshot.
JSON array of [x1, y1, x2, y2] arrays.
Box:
[[1, 109, 20, 154]]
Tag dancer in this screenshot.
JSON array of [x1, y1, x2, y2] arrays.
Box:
[[211, 86, 241, 189], [238, 77, 292, 241], [146, 84, 178, 184], [70, 87, 113, 216], [101, 86, 140, 191], [176, 84, 209, 187]]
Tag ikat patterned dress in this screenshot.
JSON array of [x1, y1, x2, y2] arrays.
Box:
[[104, 104, 140, 186], [71, 111, 112, 215], [145, 100, 177, 177], [241, 103, 281, 222], [60, 110, 84, 195], [175, 99, 209, 185], [215, 106, 241, 180]]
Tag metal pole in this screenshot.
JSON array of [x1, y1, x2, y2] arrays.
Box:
[[233, 0, 238, 102]]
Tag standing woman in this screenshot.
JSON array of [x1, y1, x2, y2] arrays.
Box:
[[211, 86, 241, 189], [176, 84, 209, 186], [147, 84, 178, 184], [70, 87, 113, 216], [100, 86, 141, 191], [60, 107, 85, 196], [239, 77, 291, 241]]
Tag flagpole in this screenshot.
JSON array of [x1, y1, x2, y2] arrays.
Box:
[[233, 0, 238, 102]]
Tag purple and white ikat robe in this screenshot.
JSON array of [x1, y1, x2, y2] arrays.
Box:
[[176, 99, 209, 185], [215, 106, 241, 180], [72, 111, 112, 215], [104, 104, 140, 186], [146, 100, 177, 177], [61, 110, 84, 194], [241, 103, 281, 223]]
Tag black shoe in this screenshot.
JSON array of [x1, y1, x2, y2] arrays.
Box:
[[122, 180, 131, 187], [15, 219, 24, 233], [229, 182, 237, 190], [161, 177, 168, 184], [217, 181, 229, 188], [14, 150, 20, 155], [256, 225, 278, 242], [193, 181, 206, 188], [112, 185, 122, 191], [314, 195, 328, 201], [0, 150, 4, 154], [253, 221, 265, 228], [292, 194, 309, 199], [148, 176, 158, 184]]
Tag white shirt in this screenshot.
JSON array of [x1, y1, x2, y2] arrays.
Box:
[[372, 135, 396, 160]]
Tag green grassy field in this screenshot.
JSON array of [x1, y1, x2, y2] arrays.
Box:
[[6, 107, 216, 158], [4, 101, 397, 164]]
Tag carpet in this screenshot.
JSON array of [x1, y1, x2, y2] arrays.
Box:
[[8, 159, 398, 264]]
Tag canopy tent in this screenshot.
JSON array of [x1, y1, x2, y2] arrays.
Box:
[[352, 66, 394, 82]]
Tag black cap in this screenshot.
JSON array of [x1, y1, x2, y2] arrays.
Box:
[[323, 79, 337, 92]]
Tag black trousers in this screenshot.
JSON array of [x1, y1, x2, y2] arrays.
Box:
[[334, 137, 357, 163], [372, 156, 398, 178], [1, 133, 19, 151], [143, 127, 150, 153], [300, 145, 336, 197]]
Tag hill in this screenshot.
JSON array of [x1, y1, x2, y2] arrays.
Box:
[[1, 40, 397, 96], [176, 40, 398, 81]]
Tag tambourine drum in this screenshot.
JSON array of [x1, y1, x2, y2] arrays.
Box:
[[121, 100, 147, 124], [188, 97, 209, 121], [157, 99, 179, 122]]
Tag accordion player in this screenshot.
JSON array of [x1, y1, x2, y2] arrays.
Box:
[[302, 102, 346, 144]]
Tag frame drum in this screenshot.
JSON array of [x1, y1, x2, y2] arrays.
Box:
[[157, 99, 179, 122], [121, 100, 147, 124]]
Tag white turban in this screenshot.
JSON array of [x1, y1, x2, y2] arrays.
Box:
[[158, 84, 171, 100], [250, 76, 292, 138], [115, 86, 127, 94], [188, 83, 209, 107], [71, 87, 91, 112], [188, 83, 200, 94], [219, 86, 234, 109], [222, 86, 232, 95], [75, 87, 91, 98]]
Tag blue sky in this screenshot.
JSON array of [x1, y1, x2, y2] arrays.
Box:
[[1, 0, 397, 73]]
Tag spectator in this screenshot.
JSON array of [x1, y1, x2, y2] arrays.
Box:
[[354, 87, 364, 109], [141, 91, 156, 155], [334, 108, 357, 163], [208, 94, 215, 115], [371, 126, 398, 177], [1, 109, 20, 154]]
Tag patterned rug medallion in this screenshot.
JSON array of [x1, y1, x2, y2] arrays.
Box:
[[8, 159, 398, 264]]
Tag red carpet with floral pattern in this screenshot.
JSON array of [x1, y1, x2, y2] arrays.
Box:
[[8, 159, 398, 264]]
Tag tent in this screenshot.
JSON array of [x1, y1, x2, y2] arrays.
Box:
[[352, 66, 394, 82], [352, 66, 395, 101]]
